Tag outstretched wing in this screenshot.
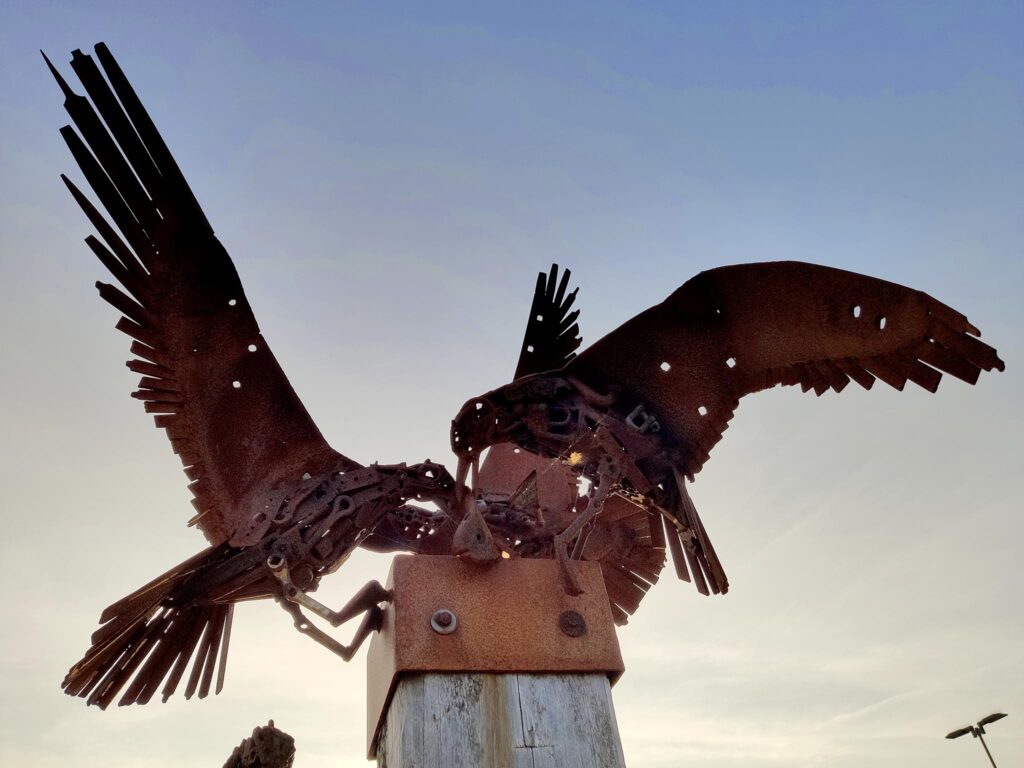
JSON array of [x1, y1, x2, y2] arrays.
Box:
[[567, 261, 1005, 479], [47, 45, 357, 545], [513, 264, 582, 379]]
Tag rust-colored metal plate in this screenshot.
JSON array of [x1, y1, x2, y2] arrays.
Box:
[[366, 555, 624, 757]]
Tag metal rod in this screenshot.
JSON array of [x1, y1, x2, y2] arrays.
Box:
[[976, 730, 998, 768]]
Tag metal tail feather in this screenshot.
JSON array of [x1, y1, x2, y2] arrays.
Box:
[[62, 550, 233, 707]]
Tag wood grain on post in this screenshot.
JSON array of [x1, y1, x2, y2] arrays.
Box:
[[366, 556, 627, 766], [378, 672, 625, 767]]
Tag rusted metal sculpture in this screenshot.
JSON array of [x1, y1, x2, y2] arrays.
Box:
[[47, 45, 454, 708], [452, 262, 1005, 606], [48, 42, 1006, 716]]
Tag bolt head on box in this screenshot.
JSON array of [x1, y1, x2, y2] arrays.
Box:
[[559, 610, 587, 637], [430, 609, 457, 634]]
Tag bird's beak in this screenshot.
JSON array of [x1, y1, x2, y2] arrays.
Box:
[[452, 453, 499, 564], [452, 493, 501, 564], [455, 456, 469, 505], [453, 454, 479, 506]]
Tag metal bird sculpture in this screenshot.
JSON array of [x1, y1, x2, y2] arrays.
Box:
[[451, 262, 1005, 604], [47, 45, 454, 708], [47, 42, 1008, 709]]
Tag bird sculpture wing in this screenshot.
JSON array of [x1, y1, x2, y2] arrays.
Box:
[[46, 45, 358, 546], [482, 264, 666, 624], [566, 261, 1005, 480], [482, 264, 582, 526], [513, 263, 583, 378]]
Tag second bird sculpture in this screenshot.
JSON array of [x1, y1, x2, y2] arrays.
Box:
[[451, 262, 1005, 607], [47, 45, 454, 708]]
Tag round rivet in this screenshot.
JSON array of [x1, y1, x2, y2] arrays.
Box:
[[431, 609, 457, 634], [559, 610, 586, 637]]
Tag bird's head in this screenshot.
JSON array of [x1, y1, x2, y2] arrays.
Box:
[[451, 493, 503, 565], [450, 375, 574, 475], [450, 391, 522, 465]]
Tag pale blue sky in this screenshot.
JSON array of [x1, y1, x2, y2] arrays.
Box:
[[1, 3, 1021, 767]]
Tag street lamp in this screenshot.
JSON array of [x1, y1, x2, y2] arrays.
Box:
[[946, 712, 1008, 767]]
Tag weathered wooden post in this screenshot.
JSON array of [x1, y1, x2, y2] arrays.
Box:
[[367, 555, 627, 766]]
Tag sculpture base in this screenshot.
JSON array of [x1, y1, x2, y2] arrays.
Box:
[[366, 555, 625, 758], [376, 672, 626, 767]]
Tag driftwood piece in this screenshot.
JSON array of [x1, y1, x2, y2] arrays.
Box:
[[223, 720, 295, 768]]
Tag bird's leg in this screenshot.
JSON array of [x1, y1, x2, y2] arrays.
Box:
[[569, 494, 602, 562], [276, 599, 383, 662], [268, 556, 391, 661], [470, 455, 480, 493], [454, 454, 479, 505], [452, 491, 504, 563], [553, 465, 616, 596]]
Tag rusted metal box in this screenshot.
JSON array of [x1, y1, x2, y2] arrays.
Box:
[[366, 555, 625, 757]]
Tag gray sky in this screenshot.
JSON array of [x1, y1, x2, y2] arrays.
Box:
[[1, 3, 1021, 766]]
